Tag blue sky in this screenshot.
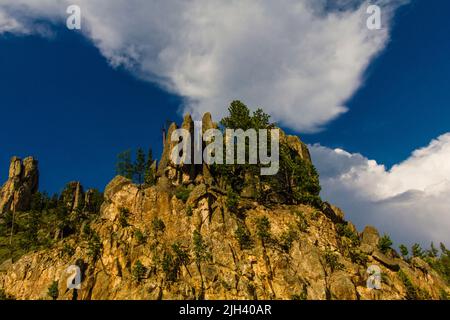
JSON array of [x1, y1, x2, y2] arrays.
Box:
[[0, 0, 449, 245], [303, 0, 450, 165]]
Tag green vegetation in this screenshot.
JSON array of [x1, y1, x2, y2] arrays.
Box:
[[279, 226, 298, 253], [171, 242, 191, 271], [116, 148, 156, 186], [186, 205, 193, 217], [211, 101, 322, 207], [378, 234, 393, 254], [132, 260, 147, 282], [412, 243, 424, 258], [0, 187, 103, 264], [292, 210, 309, 233], [398, 269, 430, 300], [60, 243, 75, 258], [399, 244, 409, 259], [161, 243, 191, 282], [87, 231, 102, 261], [47, 281, 59, 300], [336, 223, 359, 246], [134, 229, 147, 245], [323, 249, 344, 273], [118, 207, 130, 227], [175, 186, 191, 203], [426, 243, 450, 285], [226, 189, 240, 213], [235, 222, 253, 250], [151, 217, 166, 235], [349, 249, 368, 265], [193, 230, 211, 264], [255, 216, 272, 245]]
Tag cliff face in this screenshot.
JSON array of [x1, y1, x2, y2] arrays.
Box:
[[0, 157, 38, 214], [0, 115, 448, 300], [0, 176, 447, 300]]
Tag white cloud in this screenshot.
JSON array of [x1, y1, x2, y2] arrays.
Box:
[[0, 0, 405, 132], [0, 9, 27, 33], [310, 134, 450, 247]]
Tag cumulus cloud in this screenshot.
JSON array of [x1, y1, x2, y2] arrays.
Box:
[[0, 0, 405, 132], [0, 9, 28, 33], [310, 134, 450, 247]]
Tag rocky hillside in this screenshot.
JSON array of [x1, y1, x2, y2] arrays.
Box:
[[0, 106, 449, 300]]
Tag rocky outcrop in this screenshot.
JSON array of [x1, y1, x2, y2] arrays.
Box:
[[0, 115, 448, 300], [0, 175, 448, 300], [0, 156, 39, 213], [61, 181, 84, 213]]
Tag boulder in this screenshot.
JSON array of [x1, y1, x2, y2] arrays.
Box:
[[361, 226, 380, 248], [359, 243, 374, 255], [279, 130, 312, 163], [330, 271, 358, 300], [322, 202, 345, 223], [104, 176, 133, 201], [372, 250, 400, 271]]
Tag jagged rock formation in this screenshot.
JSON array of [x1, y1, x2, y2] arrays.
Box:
[[0, 114, 448, 300], [0, 156, 38, 214], [0, 175, 447, 300]]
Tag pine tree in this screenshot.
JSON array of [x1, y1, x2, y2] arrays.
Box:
[[116, 150, 133, 180], [412, 243, 424, 258], [134, 148, 146, 184], [144, 148, 156, 186], [428, 242, 439, 258], [378, 234, 393, 254], [399, 244, 409, 259]]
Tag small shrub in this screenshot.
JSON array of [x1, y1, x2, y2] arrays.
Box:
[[172, 242, 191, 267], [226, 190, 240, 213], [279, 226, 298, 253], [336, 223, 359, 246], [398, 269, 430, 300], [134, 229, 147, 245], [82, 223, 92, 239], [118, 207, 130, 227], [161, 251, 177, 281], [255, 216, 272, 244], [193, 230, 212, 263], [310, 211, 320, 221], [323, 249, 344, 273], [186, 206, 193, 217], [293, 210, 309, 233], [47, 281, 59, 300], [151, 217, 166, 235], [378, 234, 393, 254], [175, 186, 191, 203], [61, 243, 75, 257], [349, 249, 368, 265], [87, 232, 102, 261], [235, 222, 253, 250], [132, 260, 147, 282], [398, 270, 418, 300]]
